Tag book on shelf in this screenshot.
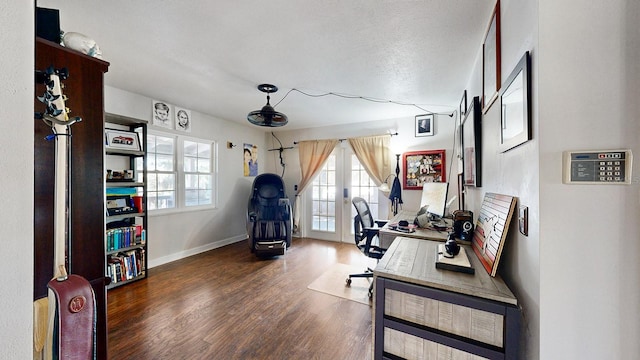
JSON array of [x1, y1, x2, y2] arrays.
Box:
[[108, 256, 125, 283], [106, 225, 144, 251], [107, 248, 145, 284]]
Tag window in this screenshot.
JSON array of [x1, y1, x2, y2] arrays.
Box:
[[350, 154, 379, 220], [141, 132, 216, 211], [183, 140, 212, 206], [311, 154, 336, 232], [145, 134, 176, 210]]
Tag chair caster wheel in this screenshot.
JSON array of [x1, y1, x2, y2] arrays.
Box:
[[346, 278, 352, 286]]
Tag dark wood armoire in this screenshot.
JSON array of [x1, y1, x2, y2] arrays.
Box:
[[34, 37, 110, 359]]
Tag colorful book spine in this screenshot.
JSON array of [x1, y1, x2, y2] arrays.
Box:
[[106, 226, 144, 252], [107, 248, 145, 284]]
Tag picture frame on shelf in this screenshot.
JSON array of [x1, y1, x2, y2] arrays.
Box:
[[499, 51, 531, 153], [462, 96, 482, 187], [105, 129, 141, 151], [402, 149, 446, 190], [414, 114, 434, 137], [482, 0, 501, 112]]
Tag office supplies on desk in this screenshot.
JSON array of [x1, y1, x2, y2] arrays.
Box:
[[387, 220, 417, 233], [378, 210, 451, 248]]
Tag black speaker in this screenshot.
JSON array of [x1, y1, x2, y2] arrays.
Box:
[[453, 210, 474, 241], [35, 7, 61, 44]]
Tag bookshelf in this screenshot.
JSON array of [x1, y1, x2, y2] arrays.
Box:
[[34, 37, 110, 359], [105, 114, 148, 289]]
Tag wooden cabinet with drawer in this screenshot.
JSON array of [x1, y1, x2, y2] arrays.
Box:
[[373, 237, 521, 359]]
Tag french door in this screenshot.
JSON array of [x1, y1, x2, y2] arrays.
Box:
[[304, 146, 382, 242]]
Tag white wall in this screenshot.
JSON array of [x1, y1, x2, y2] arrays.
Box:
[[0, 2, 34, 359], [462, 0, 540, 358], [539, 0, 640, 358], [105, 86, 268, 267]]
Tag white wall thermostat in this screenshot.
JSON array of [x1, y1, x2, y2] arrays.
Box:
[[563, 149, 632, 184]]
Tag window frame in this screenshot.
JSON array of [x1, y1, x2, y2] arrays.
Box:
[[182, 138, 215, 208], [146, 129, 217, 215]]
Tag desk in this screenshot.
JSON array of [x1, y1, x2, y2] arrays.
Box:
[[373, 237, 520, 359], [379, 210, 450, 248]]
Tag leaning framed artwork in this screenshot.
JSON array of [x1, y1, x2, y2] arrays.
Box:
[[482, 0, 501, 112], [462, 96, 482, 187], [402, 149, 446, 190], [414, 114, 434, 137], [105, 128, 141, 151], [471, 193, 517, 277], [499, 51, 531, 152]]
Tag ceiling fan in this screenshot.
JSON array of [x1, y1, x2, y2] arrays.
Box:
[[247, 84, 288, 127]]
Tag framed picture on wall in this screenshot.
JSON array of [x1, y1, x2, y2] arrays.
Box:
[[243, 143, 258, 177], [175, 107, 192, 133], [152, 100, 173, 129], [482, 0, 501, 112], [459, 90, 467, 119], [414, 114, 434, 137], [462, 97, 482, 187], [402, 149, 446, 190], [499, 51, 531, 152]]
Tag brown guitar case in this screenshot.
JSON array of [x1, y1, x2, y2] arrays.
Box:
[[47, 274, 96, 360]]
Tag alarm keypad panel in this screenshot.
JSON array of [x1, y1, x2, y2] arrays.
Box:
[[563, 149, 632, 184]]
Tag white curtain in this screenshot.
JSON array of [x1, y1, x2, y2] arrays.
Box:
[[347, 135, 391, 186], [293, 139, 339, 233]]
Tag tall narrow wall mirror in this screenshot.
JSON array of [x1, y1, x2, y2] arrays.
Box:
[[499, 51, 531, 152]]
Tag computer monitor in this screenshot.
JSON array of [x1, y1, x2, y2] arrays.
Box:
[[419, 182, 449, 220]]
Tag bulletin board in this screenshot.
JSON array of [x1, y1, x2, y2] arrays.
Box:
[[402, 149, 446, 190]]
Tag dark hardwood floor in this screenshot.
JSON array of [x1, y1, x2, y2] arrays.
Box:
[[107, 238, 376, 359]]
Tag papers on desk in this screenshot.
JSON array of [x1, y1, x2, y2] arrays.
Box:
[[387, 222, 416, 233], [435, 244, 475, 274]]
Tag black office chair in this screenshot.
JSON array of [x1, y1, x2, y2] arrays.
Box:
[[346, 197, 388, 297]]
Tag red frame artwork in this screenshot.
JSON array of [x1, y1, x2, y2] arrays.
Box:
[[402, 150, 446, 190]]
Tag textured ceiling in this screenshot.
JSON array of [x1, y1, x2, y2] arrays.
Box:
[[38, 0, 495, 130]]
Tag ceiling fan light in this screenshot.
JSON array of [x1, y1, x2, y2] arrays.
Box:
[[247, 84, 288, 127], [247, 109, 288, 127]]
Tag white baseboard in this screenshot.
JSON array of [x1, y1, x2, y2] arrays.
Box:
[[148, 235, 247, 269]]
